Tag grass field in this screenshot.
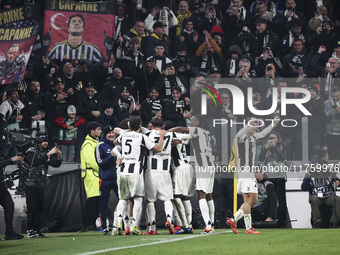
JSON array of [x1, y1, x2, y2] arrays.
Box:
[[1, 228, 339, 255]]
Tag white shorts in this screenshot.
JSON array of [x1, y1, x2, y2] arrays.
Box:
[[118, 173, 144, 200], [237, 178, 258, 194], [173, 163, 195, 197], [145, 170, 173, 202], [195, 166, 215, 194]]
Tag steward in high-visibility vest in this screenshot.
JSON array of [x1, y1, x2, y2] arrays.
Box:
[[79, 121, 102, 231]]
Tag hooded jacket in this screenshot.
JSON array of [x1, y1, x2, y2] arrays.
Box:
[[81, 134, 100, 198]]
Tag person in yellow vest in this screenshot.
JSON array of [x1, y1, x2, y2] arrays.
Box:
[[79, 121, 102, 232]]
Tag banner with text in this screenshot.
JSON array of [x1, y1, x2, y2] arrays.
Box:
[[0, 4, 42, 85], [44, 0, 116, 62]]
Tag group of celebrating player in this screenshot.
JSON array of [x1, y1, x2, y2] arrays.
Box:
[[90, 114, 280, 236]]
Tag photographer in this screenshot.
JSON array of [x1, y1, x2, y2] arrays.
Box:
[[324, 87, 340, 160], [0, 154, 24, 240], [0, 86, 26, 157], [24, 136, 62, 238], [301, 150, 340, 228]]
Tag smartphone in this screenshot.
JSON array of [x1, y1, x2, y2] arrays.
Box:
[[267, 66, 273, 71], [326, 63, 331, 67], [232, 4, 237, 9]]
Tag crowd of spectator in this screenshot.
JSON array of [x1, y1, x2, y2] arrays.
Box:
[[1, 0, 340, 162]]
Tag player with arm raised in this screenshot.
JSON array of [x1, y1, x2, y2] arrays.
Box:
[[227, 117, 280, 234]]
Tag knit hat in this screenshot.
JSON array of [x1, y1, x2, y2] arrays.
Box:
[[153, 21, 167, 30], [103, 125, 114, 137], [210, 25, 224, 38], [83, 79, 95, 88], [53, 76, 64, 86], [149, 87, 159, 93], [67, 105, 77, 114]]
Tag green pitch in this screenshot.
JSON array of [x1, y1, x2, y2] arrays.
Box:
[[1, 229, 339, 255]]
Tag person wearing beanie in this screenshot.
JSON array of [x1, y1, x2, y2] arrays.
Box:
[[141, 87, 163, 127], [171, 43, 195, 84], [54, 105, 85, 162], [116, 86, 141, 121], [43, 76, 78, 146], [100, 102, 120, 130], [95, 125, 118, 235], [0, 86, 26, 157], [176, 17, 200, 60], [225, 45, 242, 77]]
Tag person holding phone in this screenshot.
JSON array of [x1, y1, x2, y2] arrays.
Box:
[[223, 0, 250, 38], [196, 4, 221, 33], [282, 38, 313, 78], [275, 0, 307, 37]]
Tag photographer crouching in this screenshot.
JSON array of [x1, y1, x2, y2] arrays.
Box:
[[23, 135, 62, 238], [0, 154, 24, 240]]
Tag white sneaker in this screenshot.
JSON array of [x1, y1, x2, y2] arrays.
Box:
[[111, 227, 118, 235]]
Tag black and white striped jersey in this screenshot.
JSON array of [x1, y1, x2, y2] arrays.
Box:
[[146, 130, 190, 172], [47, 41, 104, 61], [117, 131, 155, 174], [171, 139, 190, 168], [190, 127, 214, 167], [235, 124, 275, 169]]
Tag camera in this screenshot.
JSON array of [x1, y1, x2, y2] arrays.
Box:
[[268, 137, 274, 140], [240, 66, 245, 72], [232, 4, 237, 9], [267, 66, 273, 71], [287, 6, 293, 11], [263, 47, 270, 53], [208, 7, 214, 12]]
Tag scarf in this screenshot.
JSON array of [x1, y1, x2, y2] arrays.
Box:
[[176, 11, 192, 36], [146, 98, 162, 114], [130, 27, 146, 48], [288, 30, 306, 47], [238, 6, 246, 21], [114, 17, 124, 40], [118, 95, 135, 112], [171, 99, 186, 114], [6, 99, 20, 124], [229, 59, 236, 77], [200, 52, 217, 75]]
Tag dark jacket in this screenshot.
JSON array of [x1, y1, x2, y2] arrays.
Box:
[[24, 146, 62, 189], [76, 89, 103, 123], [95, 135, 117, 180]]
